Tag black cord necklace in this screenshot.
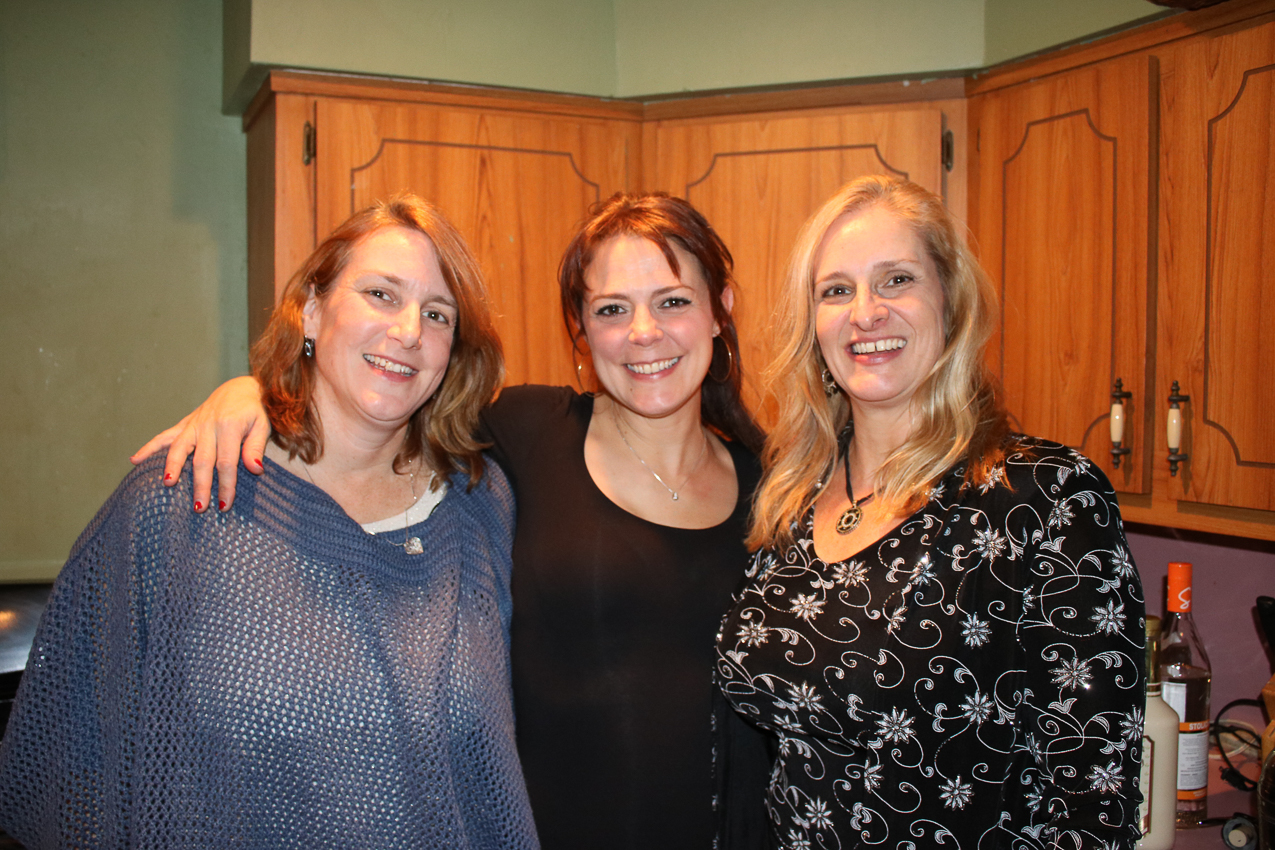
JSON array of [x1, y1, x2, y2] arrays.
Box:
[[836, 428, 875, 535]]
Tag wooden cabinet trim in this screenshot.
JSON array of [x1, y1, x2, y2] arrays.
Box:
[[641, 77, 968, 121], [683, 143, 912, 196], [245, 69, 644, 129], [349, 137, 604, 197]]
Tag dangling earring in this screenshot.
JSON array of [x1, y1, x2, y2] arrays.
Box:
[[303, 337, 315, 358], [821, 368, 839, 397], [708, 337, 735, 383]]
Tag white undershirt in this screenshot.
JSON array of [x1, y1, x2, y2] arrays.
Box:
[[359, 480, 447, 535]]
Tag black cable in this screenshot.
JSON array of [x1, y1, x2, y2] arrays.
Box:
[[1213, 698, 1264, 793]]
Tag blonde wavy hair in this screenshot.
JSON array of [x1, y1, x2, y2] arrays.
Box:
[[747, 175, 1011, 551]]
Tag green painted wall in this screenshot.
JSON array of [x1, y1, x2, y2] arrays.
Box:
[[0, 0, 247, 581], [231, 0, 1172, 103], [241, 0, 618, 103], [984, 0, 1168, 66], [614, 0, 983, 97]]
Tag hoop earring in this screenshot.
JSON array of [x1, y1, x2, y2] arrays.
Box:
[[708, 337, 734, 383], [303, 337, 315, 358], [572, 346, 601, 398], [821, 368, 840, 397]]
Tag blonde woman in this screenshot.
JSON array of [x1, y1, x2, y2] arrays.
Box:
[[716, 176, 1145, 849]]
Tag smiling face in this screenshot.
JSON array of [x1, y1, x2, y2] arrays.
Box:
[[581, 234, 730, 421], [814, 204, 947, 417], [303, 225, 457, 438]]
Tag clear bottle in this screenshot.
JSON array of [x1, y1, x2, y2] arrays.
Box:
[[1138, 615, 1179, 849], [1159, 562, 1212, 828]]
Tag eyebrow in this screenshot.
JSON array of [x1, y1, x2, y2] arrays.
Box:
[[587, 284, 693, 303], [816, 258, 923, 283], [357, 271, 458, 308]]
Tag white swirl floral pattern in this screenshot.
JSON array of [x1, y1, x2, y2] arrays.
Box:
[[717, 440, 1145, 849]]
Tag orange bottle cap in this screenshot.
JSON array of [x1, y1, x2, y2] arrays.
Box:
[[1167, 561, 1193, 613]]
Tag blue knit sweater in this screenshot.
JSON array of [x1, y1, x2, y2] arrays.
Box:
[[0, 456, 538, 850]]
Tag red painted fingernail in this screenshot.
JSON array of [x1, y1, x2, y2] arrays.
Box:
[[219, 501, 227, 511], [164, 473, 173, 482], [253, 458, 263, 469], [194, 501, 204, 512]]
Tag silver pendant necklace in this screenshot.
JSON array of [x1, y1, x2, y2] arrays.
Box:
[[614, 413, 709, 502], [301, 458, 425, 554], [389, 467, 424, 555], [836, 430, 875, 535]]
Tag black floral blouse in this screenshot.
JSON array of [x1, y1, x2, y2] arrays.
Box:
[[716, 439, 1145, 850]]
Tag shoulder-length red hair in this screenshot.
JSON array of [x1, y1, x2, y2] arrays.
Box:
[[558, 192, 763, 453], [249, 194, 504, 487]]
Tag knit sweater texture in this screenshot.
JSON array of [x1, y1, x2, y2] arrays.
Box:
[[0, 455, 538, 850]]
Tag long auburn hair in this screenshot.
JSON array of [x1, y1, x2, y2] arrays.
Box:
[[558, 192, 764, 454], [748, 175, 1011, 550], [249, 194, 504, 488]]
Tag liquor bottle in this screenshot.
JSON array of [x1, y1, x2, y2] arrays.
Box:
[[1259, 745, 1275, 850], [1159, 562, 1212, 828], [1138, 615, 1179, 849]]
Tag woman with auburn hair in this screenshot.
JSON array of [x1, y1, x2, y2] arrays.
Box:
[[717, 175, 1145, 849], [0, 195, 537, 849], [131, 192, 769, 848]]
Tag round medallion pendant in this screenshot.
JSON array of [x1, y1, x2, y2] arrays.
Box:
[[836, 504, 863, 535]]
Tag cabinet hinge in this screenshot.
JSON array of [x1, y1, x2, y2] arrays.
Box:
[[303, 122, 316, 165], [941, 129, 954, 173]]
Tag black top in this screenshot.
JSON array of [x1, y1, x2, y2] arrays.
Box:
[[481, 385, 763, 849], [717, 439, 1145, 850]]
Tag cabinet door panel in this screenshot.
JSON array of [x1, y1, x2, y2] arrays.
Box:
[[646, 108, 945, 418], [1159, 20, 1275, 511], [971, 56, 1153, 494], [315, 98, 639, 389]]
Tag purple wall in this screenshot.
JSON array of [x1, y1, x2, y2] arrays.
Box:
[[1126, 523, 1275, 721]]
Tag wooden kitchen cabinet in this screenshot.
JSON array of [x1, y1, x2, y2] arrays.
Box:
[[241, 0, 1275, 540], [1149, 15, 1275, 524], [968, 1, 1275, 539], [244, 73, 642, 390], [244, 71, 962, 412], [968, 54, 1155, 498]]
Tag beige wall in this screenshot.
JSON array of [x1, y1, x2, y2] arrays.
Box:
[[0, 0, 247, 580]]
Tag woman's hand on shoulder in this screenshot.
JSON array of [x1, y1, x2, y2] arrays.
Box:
[[129, 375, 271, 512]]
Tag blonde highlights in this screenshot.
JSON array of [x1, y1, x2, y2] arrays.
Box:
[[748, 176, 1010, 550]]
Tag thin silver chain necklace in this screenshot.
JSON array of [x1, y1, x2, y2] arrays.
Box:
[[301, 458, 425, 554], [613, 413, 710, 502]]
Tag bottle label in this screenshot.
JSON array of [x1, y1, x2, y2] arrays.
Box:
[[1161, 682, 1186, 722], [1139, 735, 1154, 834], [1176, 727, 1210, 795]]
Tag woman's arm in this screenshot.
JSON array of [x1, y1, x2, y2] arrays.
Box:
[[130, 375, 270, 512], [1012, 448, 1146, 849]]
